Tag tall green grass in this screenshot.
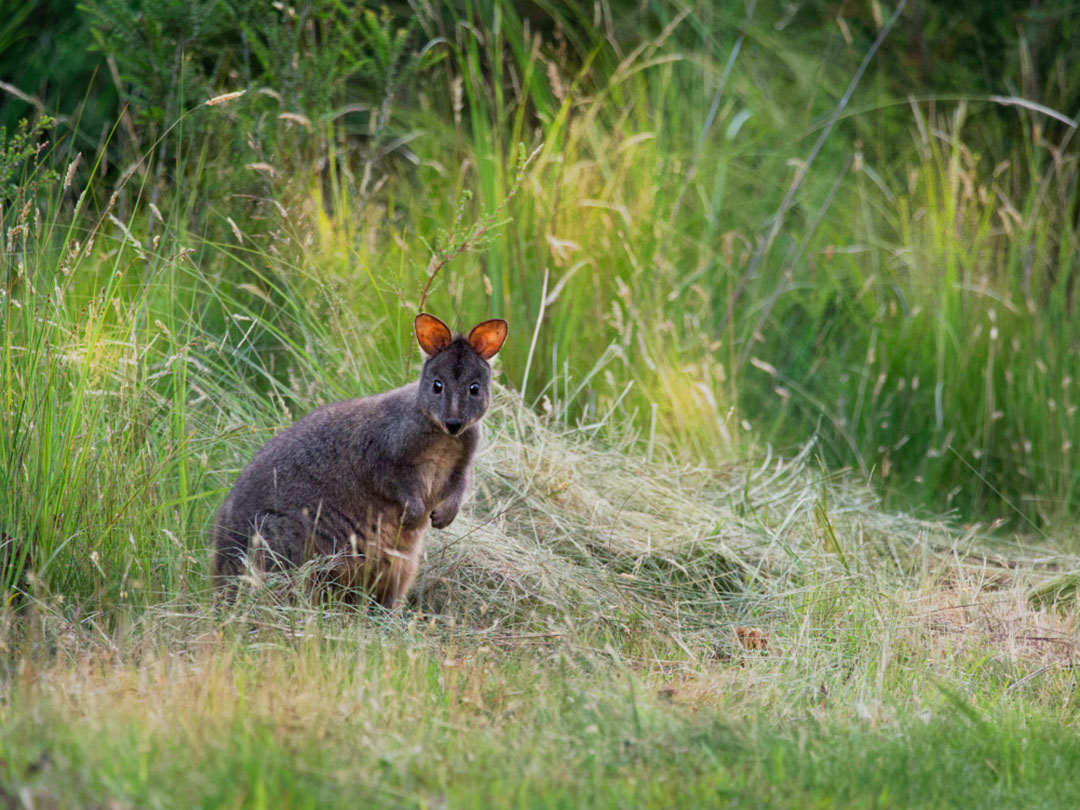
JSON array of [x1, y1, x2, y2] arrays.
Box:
[[757, 100, 1079, 522], [254, 0, 1079, 525], [21, 0, 1080, 526]]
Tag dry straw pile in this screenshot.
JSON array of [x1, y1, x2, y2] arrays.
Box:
[[402, 387, 1079, 647]]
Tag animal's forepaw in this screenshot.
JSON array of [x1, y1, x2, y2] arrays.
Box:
[[400, 496, 427, 529], [430, 502, 459, 529]]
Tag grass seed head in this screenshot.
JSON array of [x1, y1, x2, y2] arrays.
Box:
[[206, 90, 247, 107]]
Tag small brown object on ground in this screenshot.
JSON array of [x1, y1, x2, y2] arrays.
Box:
[[735, 625, 769, 651]]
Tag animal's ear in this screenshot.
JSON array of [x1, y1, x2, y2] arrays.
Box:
[[467, 319, 508, 360], [415, 313, 452, 356]]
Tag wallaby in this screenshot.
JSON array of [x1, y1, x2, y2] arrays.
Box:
[[212, 313, 508, 608]]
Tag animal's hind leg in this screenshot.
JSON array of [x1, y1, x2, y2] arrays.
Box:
[[212, 523, 248, 587], [374, 542, 421, 610], [247, 512, 309, 574]]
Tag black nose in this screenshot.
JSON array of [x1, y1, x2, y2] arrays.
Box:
[[444, 418, 463, 435]]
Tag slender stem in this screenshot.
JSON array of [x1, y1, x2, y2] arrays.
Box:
[[663, 0, 757, 262], [719, 0, 909, 335]]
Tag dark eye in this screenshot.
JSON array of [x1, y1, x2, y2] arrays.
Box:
[[469, 382, 480, 396], [433, 380, 443, 394]]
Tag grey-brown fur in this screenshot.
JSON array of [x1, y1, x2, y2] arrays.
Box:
[[212, 314, 507, 608]]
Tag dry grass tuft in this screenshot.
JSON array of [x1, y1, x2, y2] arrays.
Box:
[[410, 387, 1078, 648]]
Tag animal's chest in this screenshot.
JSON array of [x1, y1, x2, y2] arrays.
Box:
[[414, 443, 462, 504]]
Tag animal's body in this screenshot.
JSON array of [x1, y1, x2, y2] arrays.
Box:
[[212, 314, 508, 607]]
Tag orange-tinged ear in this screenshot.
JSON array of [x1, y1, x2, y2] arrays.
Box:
[[467, 319, 508, 360], [415, 313, 452, 356]]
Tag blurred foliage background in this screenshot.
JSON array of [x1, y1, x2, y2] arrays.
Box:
[[1, 0, 1078, 543]]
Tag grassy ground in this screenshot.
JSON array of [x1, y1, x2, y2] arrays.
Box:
[[2, 1, 1080, 806], [4, 537, 1080, 808]]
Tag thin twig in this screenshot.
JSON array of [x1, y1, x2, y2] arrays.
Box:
[[417, 142, 543, 314], [1003, 663, 1063, 694], [406, 143, 543, 375], [0, 81, 71, 124], [736, 153, 852, 373]]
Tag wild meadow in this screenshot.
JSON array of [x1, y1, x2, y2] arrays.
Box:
[[1, 1, 1079, 806]]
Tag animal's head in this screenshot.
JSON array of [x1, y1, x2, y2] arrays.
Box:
[[414, 313, 508, 436]]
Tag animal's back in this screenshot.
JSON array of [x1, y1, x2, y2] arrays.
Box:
[[212, 388, 423, 602]]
